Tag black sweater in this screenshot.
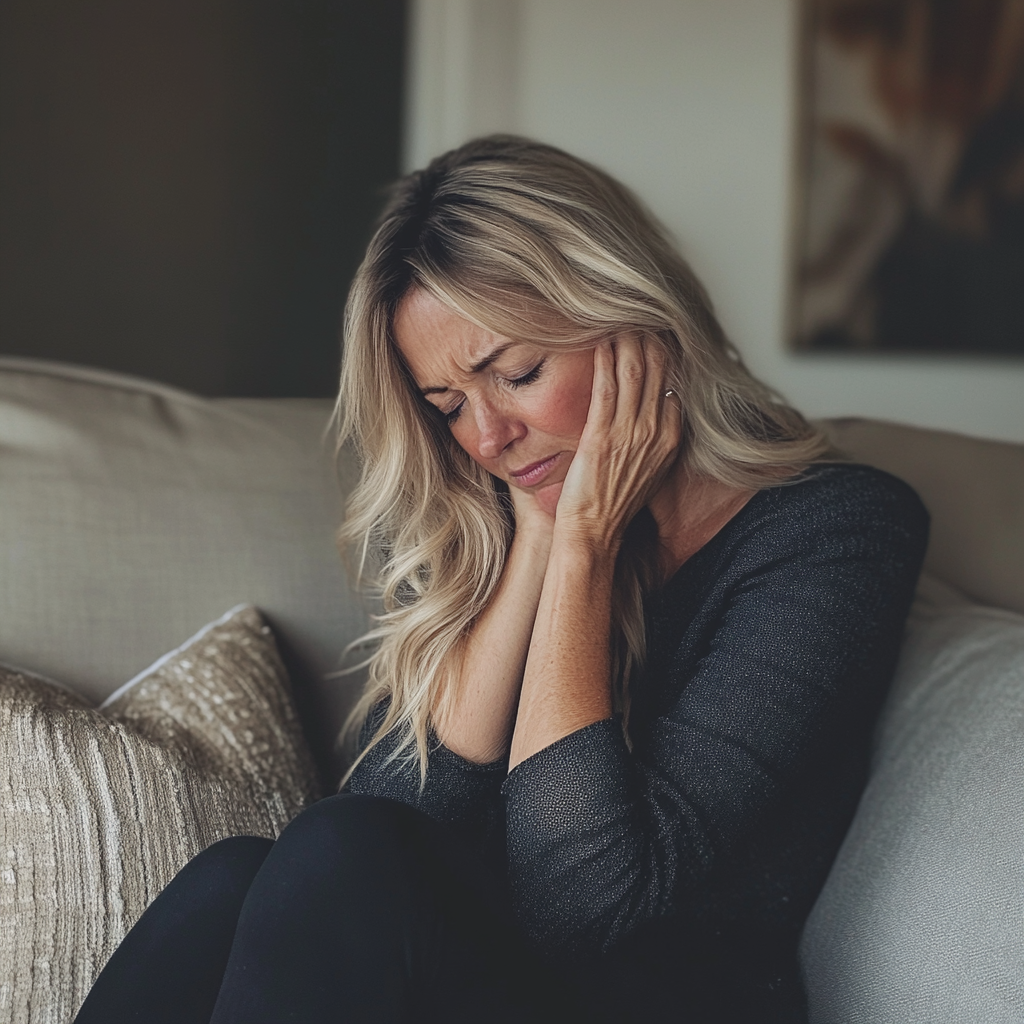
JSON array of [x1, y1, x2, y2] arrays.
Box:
[[348, 465, 929, 1021]]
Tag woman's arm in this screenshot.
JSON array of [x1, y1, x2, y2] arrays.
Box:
[[508, 539, 615, 770], [509, 337, 679, 770], [432, 511, 552, 764]]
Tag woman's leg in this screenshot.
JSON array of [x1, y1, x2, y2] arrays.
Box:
[[73, 835, 273, 1024], [210, 793, 573, 1024]]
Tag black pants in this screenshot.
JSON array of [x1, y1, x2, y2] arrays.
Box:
[[74, 794, 577, 1024]]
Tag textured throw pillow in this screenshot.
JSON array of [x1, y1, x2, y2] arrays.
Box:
[[0, 605, 321, 1024], [800, 577, 1024, 1024]]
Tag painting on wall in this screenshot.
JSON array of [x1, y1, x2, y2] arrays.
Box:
[[792, 0, 1024, 355]]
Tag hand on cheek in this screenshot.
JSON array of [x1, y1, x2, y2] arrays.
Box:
[[555, 336, 681, 551]]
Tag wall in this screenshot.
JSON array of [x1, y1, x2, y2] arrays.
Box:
[[406, 0, 1024, 444], [0, 0, 406, 396]]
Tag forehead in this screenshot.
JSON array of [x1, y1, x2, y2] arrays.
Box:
[[393, 288, 513, 388]]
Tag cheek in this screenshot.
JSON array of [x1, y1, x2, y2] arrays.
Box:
[[557, 384, 592, 437], [448, 419, 481, 460], [539, 358, 594, 438], [519, 386, 587, 440]]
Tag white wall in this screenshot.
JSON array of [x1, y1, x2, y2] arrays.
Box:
[[406, 0, 1024, 444]]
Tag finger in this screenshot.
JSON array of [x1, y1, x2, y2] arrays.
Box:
[[641, 340, 669, 417], [611, 333, 646, 426], [585, 341, 617, 433]]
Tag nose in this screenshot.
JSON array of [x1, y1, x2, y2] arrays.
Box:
[[472, 398, 524, 461]]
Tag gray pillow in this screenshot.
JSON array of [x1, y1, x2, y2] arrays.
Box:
[[0, 605, 320, 1024], [800, 577, 1024, 1023]]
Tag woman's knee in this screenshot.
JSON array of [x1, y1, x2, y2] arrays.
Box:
[[191, 834, 274, 879], [158, 835, 274, 919], [267, 793, 428, 885], [219, 796, 428, 978], [275, 793, 422, 852]]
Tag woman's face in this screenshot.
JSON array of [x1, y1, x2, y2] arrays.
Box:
[[394, 287, 595, 511]]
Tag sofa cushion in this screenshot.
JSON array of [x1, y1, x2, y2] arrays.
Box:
[[0, 356, 367, 781], [800, 576, 1024, 1023], [0, 605, 320, 1024], [824, 417, 1024, 616]]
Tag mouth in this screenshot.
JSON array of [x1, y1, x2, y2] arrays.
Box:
[[508, 453, 562, 488]]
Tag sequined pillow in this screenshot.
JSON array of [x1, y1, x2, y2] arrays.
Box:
[[0, 605, 321, 1024]]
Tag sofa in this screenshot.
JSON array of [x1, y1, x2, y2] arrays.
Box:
[[1, 355, 1021, 1023]]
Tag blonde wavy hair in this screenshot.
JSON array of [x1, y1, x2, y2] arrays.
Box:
[[336, 135, 832, 785]]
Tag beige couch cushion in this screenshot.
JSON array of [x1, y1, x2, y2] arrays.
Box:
[[801, 578, 1024, 1023], [824, 418, 1024, 617], [0, 605, 319, 1024], [0, 357, 367, 780]]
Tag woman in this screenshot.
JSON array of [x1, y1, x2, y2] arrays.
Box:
[[75, 136, 928, 1024]]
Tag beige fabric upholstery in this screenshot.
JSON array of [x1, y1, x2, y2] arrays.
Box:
[[824, 418, 1024, 616], [0, 605, 320, 1024], [0, 357, 367, 780], [801, 578, 1024, 1023]]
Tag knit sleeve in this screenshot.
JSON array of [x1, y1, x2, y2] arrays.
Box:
[[501, 470, 929, 959], [345, 701, 507, 858]]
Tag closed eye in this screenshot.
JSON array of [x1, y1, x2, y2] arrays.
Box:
[[441, 361, 545, 427], [506, 361, 544, 389]]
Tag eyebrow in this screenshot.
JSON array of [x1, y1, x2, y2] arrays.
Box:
[[419, 342, 516, 395]]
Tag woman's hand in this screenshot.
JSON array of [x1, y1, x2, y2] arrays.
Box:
[[554, 335, 681, 553]]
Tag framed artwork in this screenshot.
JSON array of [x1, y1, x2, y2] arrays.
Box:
[[792, 0, 1024, 355]]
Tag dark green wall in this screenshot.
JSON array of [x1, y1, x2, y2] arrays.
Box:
[[0, 0, 406, 396]]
